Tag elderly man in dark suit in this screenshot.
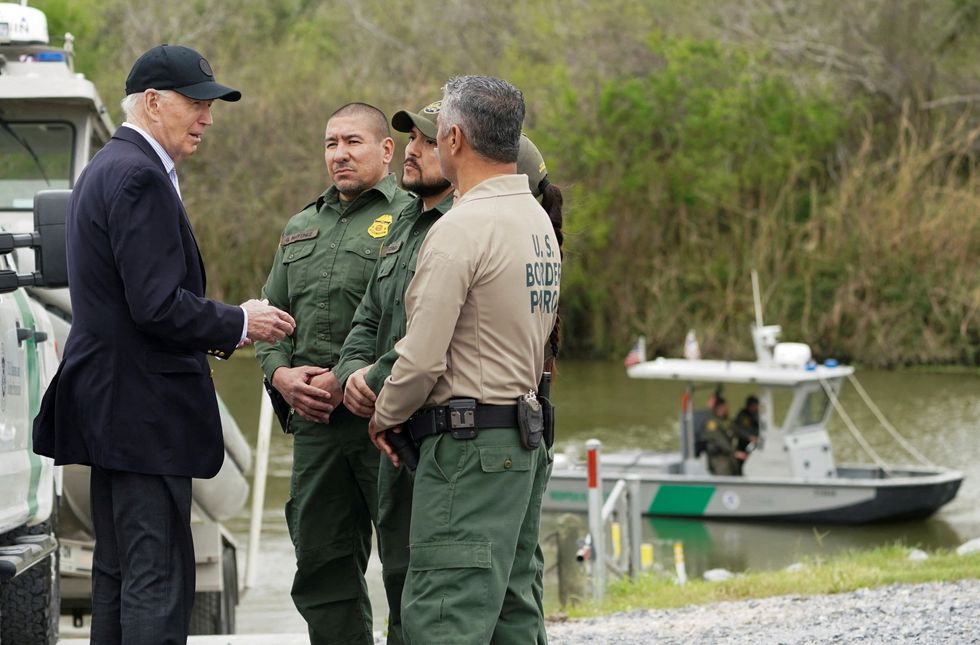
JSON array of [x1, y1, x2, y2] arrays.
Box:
[[32, 45, 295, 644]]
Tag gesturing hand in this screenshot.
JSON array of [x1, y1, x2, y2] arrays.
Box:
[[241, 299, 296, 343]]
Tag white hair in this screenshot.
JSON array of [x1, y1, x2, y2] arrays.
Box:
[[120, 89, 177, 120]]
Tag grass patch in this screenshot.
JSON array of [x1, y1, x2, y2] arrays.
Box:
[[560, 545, 980, 618]]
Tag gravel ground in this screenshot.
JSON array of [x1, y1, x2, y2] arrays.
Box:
[[545, 579, 980, 644]]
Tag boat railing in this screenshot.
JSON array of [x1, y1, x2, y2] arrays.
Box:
[[818, 374, 935, 477], [844, 374, 934, 466]]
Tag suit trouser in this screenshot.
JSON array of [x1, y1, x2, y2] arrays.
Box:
[[402, 427, 552, 645], [287, 412, 379, 645], [89, 466, 194, 645]]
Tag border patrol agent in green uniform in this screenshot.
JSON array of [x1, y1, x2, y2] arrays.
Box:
[[333, 99, 453, 645], [256, 103, 412, 645], [369, 76, 560, 645], [705, 398, 747, 476], [335, 100, 555, 643]]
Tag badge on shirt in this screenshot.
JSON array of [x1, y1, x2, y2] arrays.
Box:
[[367, 214, 393, 238], [380, 240, 402, 257], [280, 229, 319, 246]]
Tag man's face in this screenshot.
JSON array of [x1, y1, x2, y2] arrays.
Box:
[[403, 126, 451, 197], [324, 114, 393, 201], [151, 91, 213, 164]]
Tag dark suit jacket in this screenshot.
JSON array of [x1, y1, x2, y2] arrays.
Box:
[[33, 127, 244, 479]]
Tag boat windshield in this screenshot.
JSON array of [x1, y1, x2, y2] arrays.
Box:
[[769, 389, 793, 430], [769, 387, 832, 430], [0, 121, 74, 210], [798, 389, 831, 427]]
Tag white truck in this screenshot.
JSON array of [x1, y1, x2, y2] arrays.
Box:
[[0, 3, 252, 640]]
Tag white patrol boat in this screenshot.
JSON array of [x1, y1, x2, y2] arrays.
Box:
[[544, 279, 963, 524]]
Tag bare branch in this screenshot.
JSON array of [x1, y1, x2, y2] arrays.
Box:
[[922, 94, 980, 110]]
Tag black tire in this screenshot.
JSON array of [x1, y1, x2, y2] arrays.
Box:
[[0, 520, 60, 645], [188, 542, 237, 635]]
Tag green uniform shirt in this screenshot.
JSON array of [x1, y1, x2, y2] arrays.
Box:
[[333, 192, 454, 393], [705, 416, 737, 456], [256, 173, 412, 378]]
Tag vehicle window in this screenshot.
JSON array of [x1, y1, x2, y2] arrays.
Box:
[[89, 130, 105, 161], [0, 121, 74, 210]]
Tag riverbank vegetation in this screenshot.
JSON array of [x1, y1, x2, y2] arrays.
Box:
[[559, 545, 980, 618], [37, 0, 980, 365]]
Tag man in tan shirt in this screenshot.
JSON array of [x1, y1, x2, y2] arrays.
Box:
[[368, 75, 559, 645]]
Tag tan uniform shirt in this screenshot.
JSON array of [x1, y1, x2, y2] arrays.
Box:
[[374, 174, 561, 428]]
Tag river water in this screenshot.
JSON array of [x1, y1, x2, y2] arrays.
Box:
[[211, 355, 980, 634]]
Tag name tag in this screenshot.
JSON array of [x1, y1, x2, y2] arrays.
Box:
[[280, 229, 319, 246], [380, 240, 403, 257]]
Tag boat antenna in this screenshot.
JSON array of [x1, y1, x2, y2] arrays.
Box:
[[751, 269, 764, 328]]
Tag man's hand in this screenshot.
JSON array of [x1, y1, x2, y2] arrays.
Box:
[[242, 299, 296, 343], [308, 371, 342, 421], [271, 365, 333, 423], [368, 415, 400, 468], [344, 365, 377, 418], [735, 450, 749, 461]]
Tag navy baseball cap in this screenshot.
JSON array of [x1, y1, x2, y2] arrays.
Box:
[[125, 44, 241, 102]]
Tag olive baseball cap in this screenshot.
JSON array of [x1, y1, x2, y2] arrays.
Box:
[[517, 134, 548, 197], [391, 100, 441, 139], [125, 44, 241, 102]]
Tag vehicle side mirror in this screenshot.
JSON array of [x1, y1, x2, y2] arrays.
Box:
[[33, 189, 70, 288]]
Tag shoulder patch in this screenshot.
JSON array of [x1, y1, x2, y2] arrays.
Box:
[[707, 420, 717, 432], [368, 214, 393, 239], [281, 229, 319, 246]]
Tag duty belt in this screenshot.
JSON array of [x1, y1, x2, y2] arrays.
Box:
[[403, 398, 518, 441]]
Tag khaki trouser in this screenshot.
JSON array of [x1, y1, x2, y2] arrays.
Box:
[[402, 427, 551, 645], [287, 412, 379, 645]]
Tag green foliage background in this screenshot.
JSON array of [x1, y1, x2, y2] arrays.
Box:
[[35, 0, 980, 366]]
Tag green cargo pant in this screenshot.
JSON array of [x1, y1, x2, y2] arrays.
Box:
[[287, 410, 380, 645], [402, 427, 552, 645], [377, 459, 413, 644]]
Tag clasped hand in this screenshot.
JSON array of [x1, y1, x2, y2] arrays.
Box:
[[272, 366, 340, 424]]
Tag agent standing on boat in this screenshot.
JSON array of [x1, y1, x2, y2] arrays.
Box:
[[367, 75, 559, 644], [692, 388, 721, 456], [256, 103, 412, 644], [705, 397, 747, 476], [33, 45, 296, 644], [734, 395, 760, 474]]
